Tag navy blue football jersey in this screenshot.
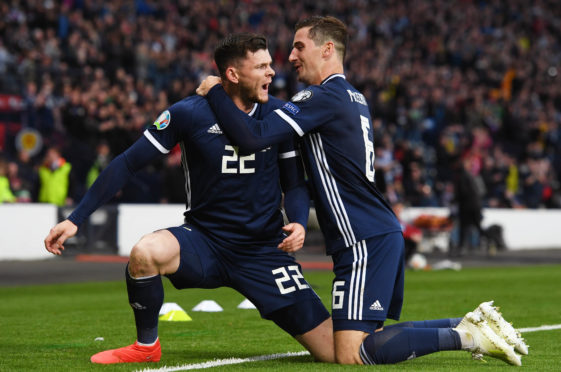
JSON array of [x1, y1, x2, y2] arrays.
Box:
[[207, 74, 402, 253], [145, 95, 301, 247]]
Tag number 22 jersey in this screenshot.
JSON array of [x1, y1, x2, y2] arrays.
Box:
[[145, 95, 301, 248]]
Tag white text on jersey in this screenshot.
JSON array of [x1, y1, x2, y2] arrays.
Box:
[[347, 90, 367, 106]]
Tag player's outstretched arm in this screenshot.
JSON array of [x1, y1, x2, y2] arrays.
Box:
[[66, 136, 161, 227], [44, 219, 78, 255], [44, 136, 162, 256]]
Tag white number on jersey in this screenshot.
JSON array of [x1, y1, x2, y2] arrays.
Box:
[[360, 115, 375, 182], [272, 265, 310, 294], [221, 145, 255, 174], [332, 280, 345, 309]]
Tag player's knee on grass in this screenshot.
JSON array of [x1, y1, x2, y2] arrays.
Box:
[[267, 299, 330, 337], [333, 320, 383, 364], [268, 300, 333, 362], [334, 329, 372, 365]]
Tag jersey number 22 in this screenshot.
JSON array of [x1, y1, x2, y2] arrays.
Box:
[[221, 145, 255, 174]]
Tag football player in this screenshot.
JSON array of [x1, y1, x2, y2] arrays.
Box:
[[45, 33, 334, 364], [197, 16, 526, 366]]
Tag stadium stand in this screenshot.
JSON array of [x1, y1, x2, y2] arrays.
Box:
[[0, 0, 560, 210]]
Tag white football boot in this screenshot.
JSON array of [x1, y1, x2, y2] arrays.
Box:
[[455, 311, 522, 366], [475, 300, 529, 355]]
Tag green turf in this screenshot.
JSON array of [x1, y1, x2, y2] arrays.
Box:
[[0, 265, 559, 371]]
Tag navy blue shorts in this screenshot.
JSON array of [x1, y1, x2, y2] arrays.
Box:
[[331, 231, 405, 333], [165, 224, 329, 334]]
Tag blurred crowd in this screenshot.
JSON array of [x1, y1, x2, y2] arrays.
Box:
[[0, 0, 560, 211]]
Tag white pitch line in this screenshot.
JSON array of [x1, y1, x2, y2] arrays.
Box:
[[135, 351, 310, 372], [518, 324, 561, 333], [136, 323, 561, 372]]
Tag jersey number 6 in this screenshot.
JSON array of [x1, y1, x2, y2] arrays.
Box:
[[332, 280, 345, 310], [360, 115, 375, 182]]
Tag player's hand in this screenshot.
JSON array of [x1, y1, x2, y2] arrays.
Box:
[[44, 219, 78, 255], [196, 76, 222, 96], [278, 223, 306, 253]]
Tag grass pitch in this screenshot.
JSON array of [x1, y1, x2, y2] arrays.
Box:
[[1, 265, 559, 371]]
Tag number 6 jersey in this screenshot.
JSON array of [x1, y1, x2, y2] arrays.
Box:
[[206, 74, 402, 254]]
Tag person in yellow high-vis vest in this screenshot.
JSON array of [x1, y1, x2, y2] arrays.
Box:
[[38, 147, 72, 206], [0, 159, 16, 203]]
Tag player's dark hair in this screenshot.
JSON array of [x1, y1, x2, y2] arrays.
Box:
[[295, 15, 348, 61], [214, 33, 268, 78]]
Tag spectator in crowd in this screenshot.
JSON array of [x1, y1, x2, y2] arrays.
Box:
[[452, 156, 485, 256], [6, 150, 37, 202], [86, 141, 112, 189], [38, 146, 73, 206], [0, 157, 16, 203], [0, 0, 560, 209]]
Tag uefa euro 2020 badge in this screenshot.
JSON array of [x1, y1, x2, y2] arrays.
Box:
[[153, 110, 171, 130]]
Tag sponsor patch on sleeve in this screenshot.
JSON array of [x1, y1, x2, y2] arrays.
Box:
[[283, 102, 300, 115], [153, 110, 171, 130]]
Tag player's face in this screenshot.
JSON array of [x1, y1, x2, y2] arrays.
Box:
[[236, 49, 275, 104], [289, 27, 323, 85]]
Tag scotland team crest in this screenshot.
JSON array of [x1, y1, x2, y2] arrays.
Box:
[[153, 110, 171, 130]]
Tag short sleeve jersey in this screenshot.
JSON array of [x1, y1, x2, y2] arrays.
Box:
[[145, 95, 291, 247], [275, 74, 402, 253]]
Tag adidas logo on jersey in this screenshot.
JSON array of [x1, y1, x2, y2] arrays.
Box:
[[369, 300, 384, 311], [207, 123, 223, 134]]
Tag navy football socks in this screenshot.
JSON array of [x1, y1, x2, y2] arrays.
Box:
[[385, 317, 463, 329], [125, 265, 164, 344], [360, 325, 462, 364]]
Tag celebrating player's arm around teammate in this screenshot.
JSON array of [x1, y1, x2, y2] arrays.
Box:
[[197, 16, 527, 366], [45, 33, 334, 365]]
